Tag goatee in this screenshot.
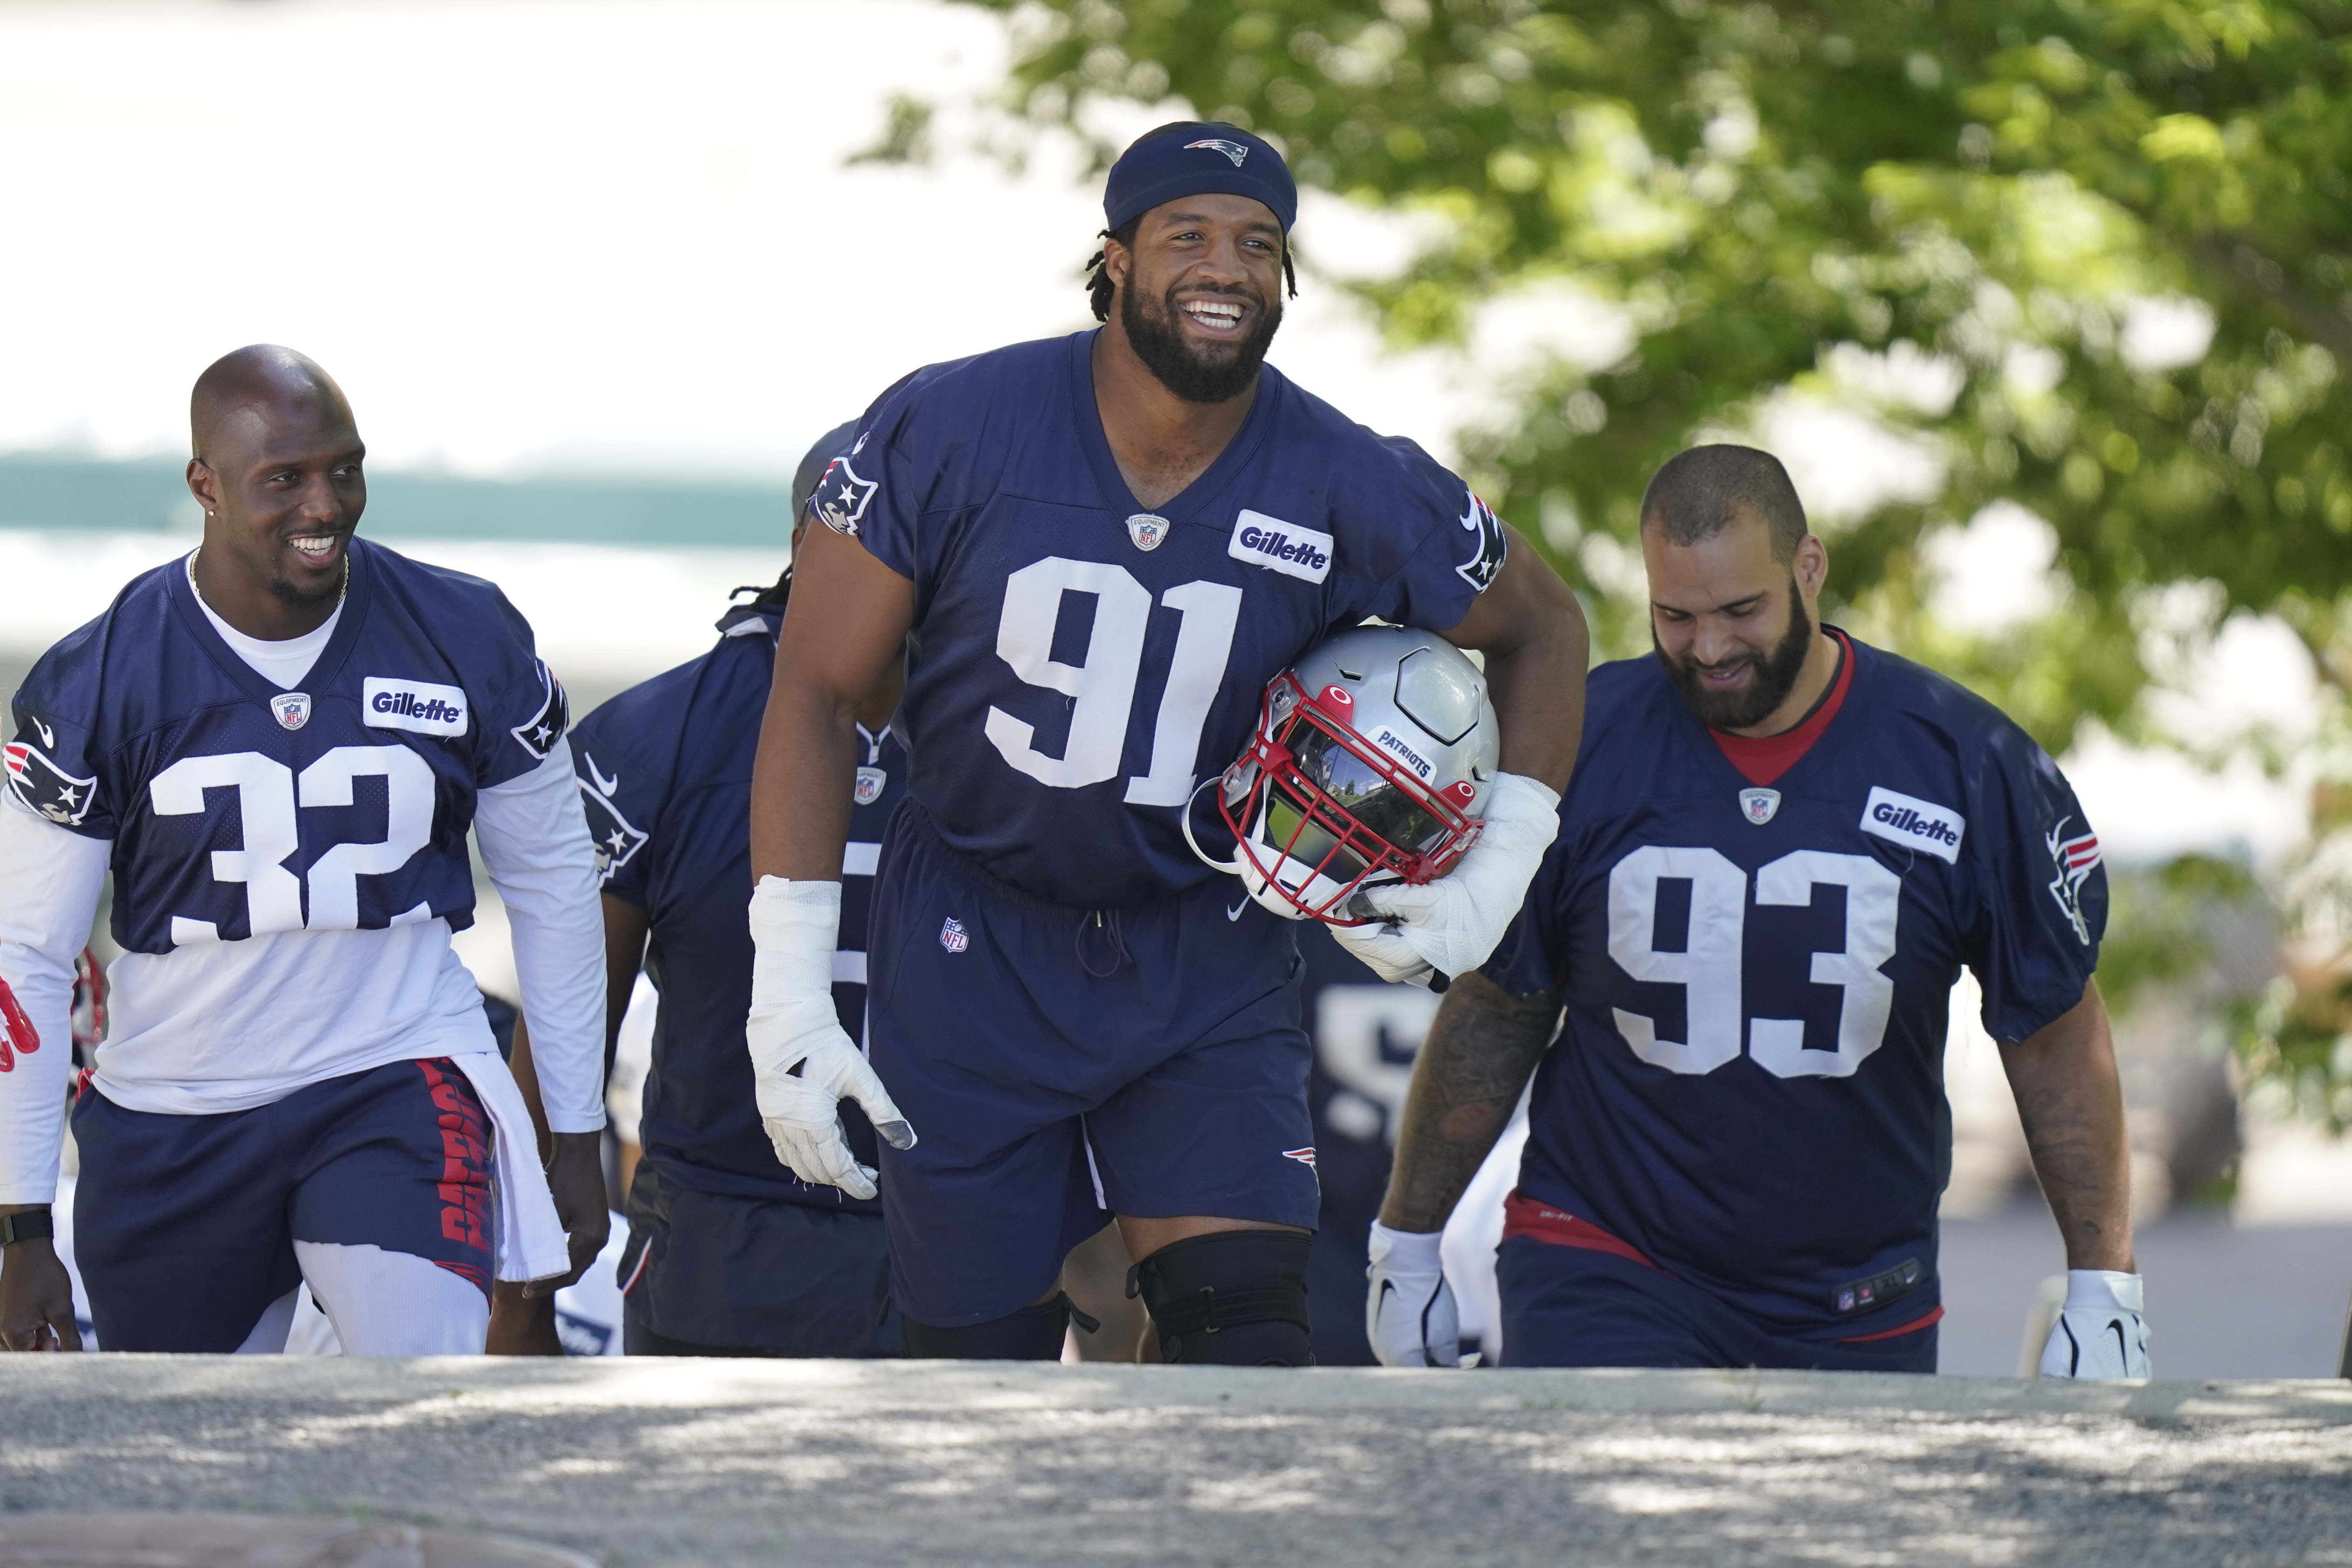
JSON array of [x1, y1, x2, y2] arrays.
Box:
[[1657, 580, 1816, 731], [1121, 277, 1282, 404]]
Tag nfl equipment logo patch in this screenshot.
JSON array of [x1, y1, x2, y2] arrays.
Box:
[[1738, 787, 1780, 826], [1124, 512, 1170, 552], [854, 766, 886, 806], [270, 692, 311, 730], [939, 916, 969, 954]]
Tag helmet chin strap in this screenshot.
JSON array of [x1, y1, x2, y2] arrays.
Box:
[[1179, 774, 1243, 876]]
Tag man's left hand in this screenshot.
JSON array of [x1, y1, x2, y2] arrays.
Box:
[[2039, 1270, 2152, 1379], [526, 1130, 610, 1297]]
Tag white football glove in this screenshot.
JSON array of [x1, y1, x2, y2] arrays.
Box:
[[1330, 772, 1561, 989], [1366, 1221, 1475, 1368], [746, 876, 914, 1201], [2038, 1269, 2152, 1380]]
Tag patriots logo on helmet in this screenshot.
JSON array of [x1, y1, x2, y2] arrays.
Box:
[[576, 753, 648, 886], [511, 661, 569, 761], [4, 737, 96, 827], [1185, 138, 1250, 167], [812, 456, 879, 537], [1456, 494, 1508, 594]]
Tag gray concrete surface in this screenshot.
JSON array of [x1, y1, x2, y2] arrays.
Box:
[[4, 1360, 2350, 1568], [1939, 1210, 2352, 1377]]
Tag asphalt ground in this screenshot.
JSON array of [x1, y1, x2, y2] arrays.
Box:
[[3, 1360, 2348, 1568]]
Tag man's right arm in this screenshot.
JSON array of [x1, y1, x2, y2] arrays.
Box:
[[0, 800, 110, 1352], [749, 519, 915, 881], [742, 517, 919, 1199], [1378, 971, 1560, 1234]]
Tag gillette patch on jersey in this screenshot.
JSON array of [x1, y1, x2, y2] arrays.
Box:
[[1860, 785, 1964, 864], [363, 677, 470, 737], [1229, 510, 1334, 584]]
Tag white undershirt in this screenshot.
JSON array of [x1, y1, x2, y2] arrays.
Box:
[[188, 555, 345, 689]]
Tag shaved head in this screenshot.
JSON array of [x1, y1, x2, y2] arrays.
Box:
[[183, 346, 367, 635], [191, 345, 351, 465]]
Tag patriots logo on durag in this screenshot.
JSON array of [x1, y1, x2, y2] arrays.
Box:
[[1185, 138, 1250, 167]]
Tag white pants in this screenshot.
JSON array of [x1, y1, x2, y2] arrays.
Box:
[[235, 1241, 488, 1355]]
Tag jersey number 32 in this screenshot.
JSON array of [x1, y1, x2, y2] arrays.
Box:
[[1608, 846, 1900, 1081], [151, 747, 435, 945]]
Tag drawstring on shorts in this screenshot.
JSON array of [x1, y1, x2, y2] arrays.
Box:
[[1075, 907, 1135, 978]]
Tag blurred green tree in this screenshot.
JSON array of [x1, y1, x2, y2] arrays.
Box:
[[934, 0, 2352, 1126]]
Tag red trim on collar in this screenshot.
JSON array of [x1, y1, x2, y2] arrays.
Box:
[[1709, 629, 1854, 787]]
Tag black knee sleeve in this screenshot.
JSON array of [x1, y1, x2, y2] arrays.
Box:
[[1130, 1231, 1314, 1367], [899, 1293, 1096, 1361]]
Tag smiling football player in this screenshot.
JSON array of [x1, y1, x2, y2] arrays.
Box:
[[0, 346, 608, 1355]]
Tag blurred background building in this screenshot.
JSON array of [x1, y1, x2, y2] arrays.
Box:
[[3, 0, 2347, 1375]]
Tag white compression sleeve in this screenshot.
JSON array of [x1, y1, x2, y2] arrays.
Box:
[[473, 743, 607, 1134], [0, 797, 109, 1203]]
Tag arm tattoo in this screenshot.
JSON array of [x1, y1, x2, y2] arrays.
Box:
[[1378, 971, 1560, 1233]]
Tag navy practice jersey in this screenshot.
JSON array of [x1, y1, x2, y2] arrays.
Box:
[[1484, 638, 2106, 1335], [6, 540, 565, 953], [811, 330, 1505, 908], [572, 596, 904, 1213]]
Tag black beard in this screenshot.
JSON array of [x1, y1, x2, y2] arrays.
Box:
[[1120, 276, 1282, 404], [1656, 580, 1816, 731]]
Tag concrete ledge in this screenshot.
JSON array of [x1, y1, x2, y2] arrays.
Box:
[[6, 1360, 2350, 1566], [5, 1356, 2350, 1421]]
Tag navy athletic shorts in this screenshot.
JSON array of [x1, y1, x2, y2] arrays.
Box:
[[1495, 1192, 1940, 1373], [619, 1160, 898, 1356], [71, 1057, 495, 1353], [867, 803, 1319, 1327]]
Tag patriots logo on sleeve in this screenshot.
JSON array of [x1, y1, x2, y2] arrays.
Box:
[[576, 752, 649, 886], [1456, 493, 1508, 594], [511, 662, 569, 761], [4, 736, 96, 827], [811, 456, 878, 537], [2045, 818, 2101, 946]]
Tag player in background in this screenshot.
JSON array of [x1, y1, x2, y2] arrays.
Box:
[[488, 423, 917, 1357], [1368, 445, 2149, 1377], [0, 347, 607, 1354], [749, 122, 1588, 1363]]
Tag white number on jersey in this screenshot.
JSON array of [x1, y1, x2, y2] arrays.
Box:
[[149, 746, 436, 945], [983, 556, 1243, 806], [1605, 847, 1902, 1080]]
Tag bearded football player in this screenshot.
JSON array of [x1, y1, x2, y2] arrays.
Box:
[[748, 122, 1588, 1364], [0, 347, 608, 1354], [1367, 445, 2148, 1378]]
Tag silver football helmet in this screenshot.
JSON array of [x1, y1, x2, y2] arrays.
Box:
[[1207, 625, 1499, 922]]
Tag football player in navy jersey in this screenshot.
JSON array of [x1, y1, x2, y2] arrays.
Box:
[[0, 347, 608, 1354], [494, 423, 915, 1357], [1367, 445, 2151, 1377], [746, 122, 1588, 1364]]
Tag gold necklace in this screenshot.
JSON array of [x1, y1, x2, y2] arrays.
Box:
[[187, 545, 350, 615]]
